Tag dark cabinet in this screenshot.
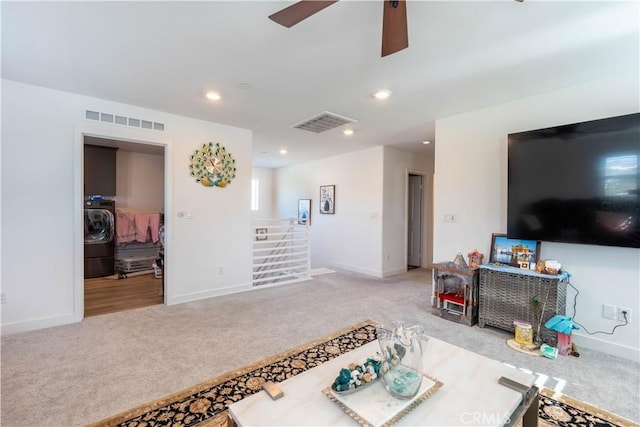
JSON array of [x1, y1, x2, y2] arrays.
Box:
[[84, 145, 117, 197]]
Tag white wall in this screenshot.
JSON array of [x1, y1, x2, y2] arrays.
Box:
[[251, 167, 275, 220], [275, 147, 384, 276], [116, 150, 164, 213], [382, 146, 434, 276], [1, 79, 253, 333], [274, 145, 433, 278], [433, 75, 640, 360]]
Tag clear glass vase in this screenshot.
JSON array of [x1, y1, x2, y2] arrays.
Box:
[[376, 321, 429, 400]]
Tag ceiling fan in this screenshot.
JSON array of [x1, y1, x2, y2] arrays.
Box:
[[268, 0, 409, 57], [268, 0, 524, 58]]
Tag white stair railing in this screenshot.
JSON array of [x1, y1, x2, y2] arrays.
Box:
[[251, 218, 310, 286]]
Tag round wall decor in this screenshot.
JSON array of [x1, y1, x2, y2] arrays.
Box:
[[189, 142, 237, 187]]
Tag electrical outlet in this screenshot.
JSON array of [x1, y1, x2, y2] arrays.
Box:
[[0, 291, 6, 304], [218, 266, 224, 275], [618, 308, 631, 323], [602, 304, 617, 320]]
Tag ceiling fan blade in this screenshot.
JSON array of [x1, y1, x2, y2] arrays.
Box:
[[381, 0, 408, 57], [269, 0, 339, 28]]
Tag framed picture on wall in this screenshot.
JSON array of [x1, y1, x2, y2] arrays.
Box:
[[298, 199, 311, 225], [255, 227, 268, 241], [489, 233, 540, 267], [319, 185, 335, 214]]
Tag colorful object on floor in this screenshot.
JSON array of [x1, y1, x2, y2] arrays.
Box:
[[556, 332, 573, 356], [545, 315, 579, 356], [513, 319, 533, 346], [545, 315, 580, 335], [540, 343, 558, 360], [189, 142, 237, 188]]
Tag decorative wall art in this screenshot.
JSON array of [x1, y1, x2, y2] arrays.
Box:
[[320, 185, 335, 214], [298, 199, 311, 225], [489, 233, 540, 267], [255, 228, 268, 241], [189, 142, 236, 187]]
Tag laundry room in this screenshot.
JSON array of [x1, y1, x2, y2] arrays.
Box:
[[83, 136, 165, 317]]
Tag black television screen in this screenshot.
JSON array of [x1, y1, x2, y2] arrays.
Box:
[[507, 113, 640, 249]]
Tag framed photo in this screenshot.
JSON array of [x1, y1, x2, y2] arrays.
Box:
[[319, 185, 335, 214], [255, 227, 268, 241], [298, 199, 311, 225], [489, 233, 540, 267]]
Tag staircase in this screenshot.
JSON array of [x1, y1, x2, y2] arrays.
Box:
[[252, 218, 310, 286]]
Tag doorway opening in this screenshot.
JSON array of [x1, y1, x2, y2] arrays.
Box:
[[82, 136, 166, 317], [407, 173, 424, 269]]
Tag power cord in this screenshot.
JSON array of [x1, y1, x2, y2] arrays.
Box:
[[568, 280, 629, 335]]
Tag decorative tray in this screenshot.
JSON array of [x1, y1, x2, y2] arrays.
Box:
[[323, 372, 443, 427]]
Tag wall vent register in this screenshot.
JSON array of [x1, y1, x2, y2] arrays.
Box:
[[85, 109, 165, 131]]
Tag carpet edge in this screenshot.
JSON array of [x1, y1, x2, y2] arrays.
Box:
[[86, 319, 377, 427]]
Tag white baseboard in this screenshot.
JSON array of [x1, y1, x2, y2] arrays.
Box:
[[1, 312, 81, 336], [331, 262, 383, 278], [572, 333, 639, 362], [167, 282, 253, 305], [382, 267, 406, 277]]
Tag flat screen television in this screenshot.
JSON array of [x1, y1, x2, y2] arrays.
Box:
[[507, 113, 640, 249]]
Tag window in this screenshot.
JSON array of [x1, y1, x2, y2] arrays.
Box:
[[251, 179, 260, 211]]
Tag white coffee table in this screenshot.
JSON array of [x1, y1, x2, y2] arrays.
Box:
[[229, 337, 538, 426]]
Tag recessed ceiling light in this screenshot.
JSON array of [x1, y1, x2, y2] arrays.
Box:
[[373, 89, 391, 100], [422, 140, 431, 145], [279, 149, 288, 155], [206, 91, 221, 101], [343, 129, 354, 136]]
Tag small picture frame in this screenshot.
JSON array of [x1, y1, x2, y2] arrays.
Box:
[[255, 227, 268, 241], [298, 199, 311, 225], [489, 233, 540, 267], [319, 185, 335, 214]]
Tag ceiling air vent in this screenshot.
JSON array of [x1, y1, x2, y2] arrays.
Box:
[[292, 111, 357, 133]]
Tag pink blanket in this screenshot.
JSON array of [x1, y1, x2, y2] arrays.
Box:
[[134, 213, 160, 243], [115, 213, 136, 244], [116, 212, 160, 244]]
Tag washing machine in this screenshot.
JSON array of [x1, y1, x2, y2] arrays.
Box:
[[84, 199, 115, 278]]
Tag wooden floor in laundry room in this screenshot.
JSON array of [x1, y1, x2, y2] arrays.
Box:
[[84, 272, 163, 317]]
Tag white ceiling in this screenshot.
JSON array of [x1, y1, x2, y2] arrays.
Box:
[[2, 1, 638, 168]]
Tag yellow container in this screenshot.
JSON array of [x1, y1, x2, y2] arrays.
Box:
[[514, 320, 533, 345]]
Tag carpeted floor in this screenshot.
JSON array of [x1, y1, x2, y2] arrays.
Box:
[[88, 320, 635, 427], [1, 268, 638, 426]]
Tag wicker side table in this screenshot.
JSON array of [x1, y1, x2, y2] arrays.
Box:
[[478, 265, 569, 346]]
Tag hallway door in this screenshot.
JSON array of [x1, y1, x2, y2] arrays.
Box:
[[407, 174, 423, 267]]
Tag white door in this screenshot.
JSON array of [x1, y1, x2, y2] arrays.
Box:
[[407, 174, 423, 267]]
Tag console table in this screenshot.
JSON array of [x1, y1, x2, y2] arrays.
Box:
[[479, 265, 569, 346], [432, 262, 479, 326]]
